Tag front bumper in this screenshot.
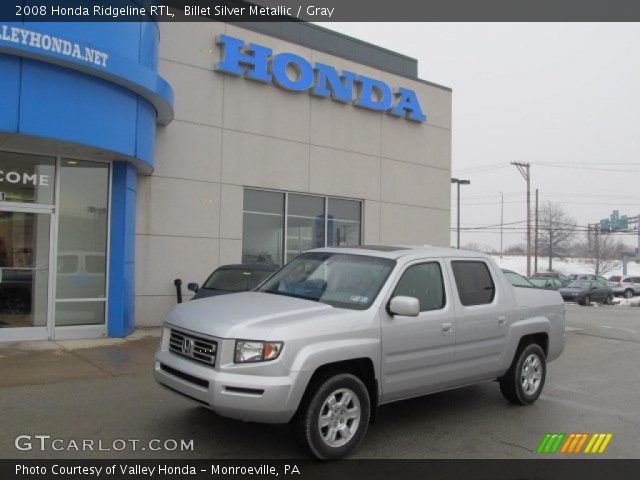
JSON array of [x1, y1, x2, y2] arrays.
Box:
[[560, 294, 583, 302], [610, 287, 632, 295], [154, 349, 309, 424]]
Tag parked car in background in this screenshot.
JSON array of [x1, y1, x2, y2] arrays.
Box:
[[156, 246, 565, 459], [531, 272, 570, 286], [188, 264, 279, 300], [608, 275, 640, 298], [502, 269, 537, 288], [568, 274, 608, 286], [529, 277, 564, 290], [558, 280, 613, 306]]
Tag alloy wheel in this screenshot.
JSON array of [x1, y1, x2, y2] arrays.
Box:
[[520, 353, 542, 395], [317, 388, 361, 448]]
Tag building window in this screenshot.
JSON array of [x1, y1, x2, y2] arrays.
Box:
[[242, 189, 362, 266], [242, 189, 285, 266], [328, 197, 362, 248], [286, 194, 325, 263]]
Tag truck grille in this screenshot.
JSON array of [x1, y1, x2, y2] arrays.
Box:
[[169, 329, 217, 366]]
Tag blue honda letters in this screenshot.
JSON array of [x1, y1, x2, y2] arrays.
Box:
[[215, 34, 427, 122]]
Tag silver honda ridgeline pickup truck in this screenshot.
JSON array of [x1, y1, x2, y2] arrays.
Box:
[[155, 246, 565, 459]]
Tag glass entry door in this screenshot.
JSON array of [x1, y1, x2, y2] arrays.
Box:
[[54, 159, 109, 336], [0, 151, 56, 341], [0, 207, 53, 340]]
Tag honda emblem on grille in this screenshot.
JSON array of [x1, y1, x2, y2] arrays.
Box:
[[182, 338, 194, 356]]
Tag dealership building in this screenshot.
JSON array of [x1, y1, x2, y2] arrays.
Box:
[[0, 17, 452, 341]]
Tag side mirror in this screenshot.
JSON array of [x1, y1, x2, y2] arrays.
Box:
[[187, 282, 199, 293], [389, 296, 420, 317]]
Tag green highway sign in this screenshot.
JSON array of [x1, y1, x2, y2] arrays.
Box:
[[600, 210, 630, 231]]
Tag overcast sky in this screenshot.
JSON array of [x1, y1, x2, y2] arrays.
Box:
[[317, 23, 640, 250]]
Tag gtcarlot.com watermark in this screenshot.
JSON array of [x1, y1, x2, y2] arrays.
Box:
[[15, 434, 194, 452]]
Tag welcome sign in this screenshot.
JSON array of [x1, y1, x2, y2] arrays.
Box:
[[215, 34, 427, 122]]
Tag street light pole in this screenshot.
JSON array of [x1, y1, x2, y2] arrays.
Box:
[[500, 192, 504, 259], [451, 178, 471, 249], [534, 188, 539, 274], [512, 162, 532, 276]]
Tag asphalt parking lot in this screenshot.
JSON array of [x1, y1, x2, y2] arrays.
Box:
[[0, 304, 638, 459]]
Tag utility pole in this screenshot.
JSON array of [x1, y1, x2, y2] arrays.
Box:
[[451, 178, 471, 249], [512, 162, 531, 276], [594, 225, 601, 275], [500, 192, 504, 259], [534, 188, 539, 274]]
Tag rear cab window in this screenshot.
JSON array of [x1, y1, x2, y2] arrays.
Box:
[[451, 260, 496, 306]]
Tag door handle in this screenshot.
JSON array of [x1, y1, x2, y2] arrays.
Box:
[[441, 322, 453, 335], [497, 315, 507, 327]]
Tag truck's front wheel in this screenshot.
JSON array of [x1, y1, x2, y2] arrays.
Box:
[[292, 373, 370, 460], [499, 343, 546, 405]]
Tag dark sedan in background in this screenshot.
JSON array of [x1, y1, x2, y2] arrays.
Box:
[[558, 280, 614, 306], [188, 263, 279, 300], [529, 277, 564, 290], [502, 269, 537, 288], [531, 271, 571, 286]]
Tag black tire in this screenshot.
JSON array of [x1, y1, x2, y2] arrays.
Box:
[[583, 295, 591, 306], [499, 343, 546, 405], [291, 373, 370, 460], [604, 294, 613, 305], [624, 289, 634, 299]]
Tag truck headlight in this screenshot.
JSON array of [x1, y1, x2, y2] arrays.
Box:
[[234, 341, 283, 363]]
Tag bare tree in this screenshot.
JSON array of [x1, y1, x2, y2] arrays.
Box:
[[537, 202, 577, 271], [462, 242, 482, 252], [577, 232, 622, 276], [505, 243, 526, 255]]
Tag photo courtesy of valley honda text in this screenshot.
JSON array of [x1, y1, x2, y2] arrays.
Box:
[[0, 12, 451, 342]]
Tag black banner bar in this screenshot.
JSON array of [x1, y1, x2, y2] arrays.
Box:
[[4, 0, 640, 22], [3, 460, 640, 480]]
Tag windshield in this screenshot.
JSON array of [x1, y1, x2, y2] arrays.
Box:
[[529, 278, 547, 287], [504, 271, 534, 287], [257, 252, 396, 310], [203, 268, 273, 292], [567, 281, 591, 289]]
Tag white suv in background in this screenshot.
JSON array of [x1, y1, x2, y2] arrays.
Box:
[[608, 275, 640, 298]]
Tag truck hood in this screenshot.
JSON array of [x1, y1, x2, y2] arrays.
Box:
[[164, 291, 334, 339]]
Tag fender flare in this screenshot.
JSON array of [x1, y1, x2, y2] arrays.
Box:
[[499, 316, 550, 371], [284, 338, 380, 415]]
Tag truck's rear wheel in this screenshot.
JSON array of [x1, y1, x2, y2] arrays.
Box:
[[499, 343, 546, 405], [292, 373, 370, 460]]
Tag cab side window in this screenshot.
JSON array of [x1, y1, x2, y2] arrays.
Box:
[[451, 261, 495, 306], [393, 262, 445, 312]]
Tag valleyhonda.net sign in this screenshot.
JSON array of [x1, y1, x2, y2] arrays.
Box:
[[215, 35, 427, 122], [0, 24, 109, 67]]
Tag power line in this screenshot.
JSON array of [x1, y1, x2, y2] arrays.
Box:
[[459, 200, 640, 206], [530, 163, 640, 173]]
